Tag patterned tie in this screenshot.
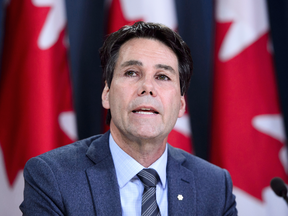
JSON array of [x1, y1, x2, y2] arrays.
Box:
[[137, 168, 161, 216]]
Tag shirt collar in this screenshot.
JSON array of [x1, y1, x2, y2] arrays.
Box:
[[109, 134, 167, 189]]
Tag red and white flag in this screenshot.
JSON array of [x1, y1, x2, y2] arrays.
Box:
[[0, 0, 77, 215], [107, 0, 193, 153], [212, 0, 288, 215]]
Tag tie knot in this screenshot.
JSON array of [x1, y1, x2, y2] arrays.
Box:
[[137, 168, 160, 187]]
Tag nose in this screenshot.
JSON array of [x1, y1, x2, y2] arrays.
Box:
[[137, 76, 157, 97]]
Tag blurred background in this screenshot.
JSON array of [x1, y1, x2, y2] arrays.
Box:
[[0, 0, 288, 215]]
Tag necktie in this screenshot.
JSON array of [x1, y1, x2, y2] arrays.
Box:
[[137, 168, 161, 216]]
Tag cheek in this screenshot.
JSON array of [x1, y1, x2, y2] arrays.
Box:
[[109, 86, 128, 110], [165, 92, 183, 115]]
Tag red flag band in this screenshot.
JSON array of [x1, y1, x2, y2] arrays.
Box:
[[212, 0, 288, 215], [0, 0, 77, 214]]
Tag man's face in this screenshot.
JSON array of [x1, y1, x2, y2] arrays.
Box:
[[102, 38, 185, 143]]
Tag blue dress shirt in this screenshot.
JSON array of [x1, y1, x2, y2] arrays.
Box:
[[109, 134, 168, 216]]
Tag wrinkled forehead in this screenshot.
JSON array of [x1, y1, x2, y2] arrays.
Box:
[[116, 38, 179, 69]]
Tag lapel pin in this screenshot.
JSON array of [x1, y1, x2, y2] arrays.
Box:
[[177, 194, 183, 201]]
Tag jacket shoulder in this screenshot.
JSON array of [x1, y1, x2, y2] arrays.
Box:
[[21, 134, 108, 215]]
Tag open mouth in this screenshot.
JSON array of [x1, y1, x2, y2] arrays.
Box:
[[132, 108, 159, 115]]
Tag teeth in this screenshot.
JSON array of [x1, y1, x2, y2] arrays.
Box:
[[135, 111, 155, 115], [132, 107, 158, 114]]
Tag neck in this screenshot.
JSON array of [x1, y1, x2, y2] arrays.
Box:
[[110, 126, 167, 167]]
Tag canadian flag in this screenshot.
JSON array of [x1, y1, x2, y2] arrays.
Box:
[[0, 0, 77, 215], [211, 0, 288, 215], [107, 0, 193, 153]]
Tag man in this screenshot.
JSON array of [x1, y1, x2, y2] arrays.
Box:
[[20, 21, 237, 215]]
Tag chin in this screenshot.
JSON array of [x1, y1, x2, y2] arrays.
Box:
[[130, 127, 164, 140]]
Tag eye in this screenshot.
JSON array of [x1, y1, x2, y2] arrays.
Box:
[[156, 74, 170, 81], [125, 70, 137, 77]]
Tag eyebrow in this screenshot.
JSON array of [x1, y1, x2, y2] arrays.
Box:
[[120, 60, 143, 68], [155, 64, 176, 74], [120, 60, 176, 74]]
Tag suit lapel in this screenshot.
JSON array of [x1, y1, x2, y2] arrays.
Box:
[[85, 132, 122, 216], [167, 145, 196, 215]]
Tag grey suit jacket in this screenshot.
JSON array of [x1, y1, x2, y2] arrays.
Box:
[[20, 131, 237, 215]]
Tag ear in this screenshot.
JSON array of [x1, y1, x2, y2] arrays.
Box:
[[102, 82, 110, 109], [178, 95, 186, 118]]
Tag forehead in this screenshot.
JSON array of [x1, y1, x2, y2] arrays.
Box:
[[116, 38, 178, 70]]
